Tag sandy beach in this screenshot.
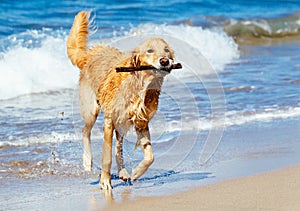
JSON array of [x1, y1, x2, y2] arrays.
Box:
[[104, 164, 300, 211]]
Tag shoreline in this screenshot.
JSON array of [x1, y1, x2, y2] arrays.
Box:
[[1, 118, 300, 210], [104, 164, 300, 210]]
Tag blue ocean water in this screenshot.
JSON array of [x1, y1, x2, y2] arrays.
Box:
[[0, 1, 300, 205], [1, 0, 300, 39]]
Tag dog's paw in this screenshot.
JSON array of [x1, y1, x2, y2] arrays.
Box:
[[100, 180, 112, 190], [131, 168, 140, 181], [100, 172, 112, 190], [119, 168, 131, 182], [131, 159, 153, 181]]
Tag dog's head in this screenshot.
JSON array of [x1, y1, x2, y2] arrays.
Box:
[[117, 38, 175, 76]]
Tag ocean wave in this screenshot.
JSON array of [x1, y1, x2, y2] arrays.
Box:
[[0, 30, 78, 100], [223, 106, 300, 128], [2, 106, 299, 148], [122, 24, 239, 71], [152, 106, 300, 133], [120, 106, 300, 144], [0, 132, 75, 148], [223, 12, 300, 44], [0, 24, 239, 99]]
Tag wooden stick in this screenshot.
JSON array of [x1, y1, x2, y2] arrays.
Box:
[[116, 63, 182, 73]]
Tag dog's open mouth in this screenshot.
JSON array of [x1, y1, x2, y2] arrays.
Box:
[[116, 63, 182, 73]]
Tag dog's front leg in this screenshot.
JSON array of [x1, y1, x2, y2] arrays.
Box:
[[115, 131, 131, 181], [132, 126, 154, 181], [100, 116, 114, 190]]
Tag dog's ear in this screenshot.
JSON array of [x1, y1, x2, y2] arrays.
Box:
[[116, 51, 140, 70]]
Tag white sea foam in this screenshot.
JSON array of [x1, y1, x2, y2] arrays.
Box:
[[224, 107, 300, 127], [0, 31, 78, 100], [0, 132, 75, 147], [157, 106, 300, 133], [122, 106, 300, 146], [1, 105, 299, 148], [124, 24, 240, 71], [0, 25, 239, 100]]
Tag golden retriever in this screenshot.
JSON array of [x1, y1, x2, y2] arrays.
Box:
[[67, 11, 179, 190]]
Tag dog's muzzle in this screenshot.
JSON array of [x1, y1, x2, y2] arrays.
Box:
[[159, 57, 170, 67], [158, 57, 172, 73], [158, 60, 183, 75]]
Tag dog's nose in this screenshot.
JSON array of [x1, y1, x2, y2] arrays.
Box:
[[159, 57, 169, 67]]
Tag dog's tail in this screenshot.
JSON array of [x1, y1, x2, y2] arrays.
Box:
[[66, 11, 91, 70]]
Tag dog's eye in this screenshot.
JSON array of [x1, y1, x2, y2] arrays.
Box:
[[164, 48, 170, 53], [147, 49, 154, 53]]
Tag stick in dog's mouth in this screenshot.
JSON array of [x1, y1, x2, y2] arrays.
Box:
[[116, 63, 182, 73]]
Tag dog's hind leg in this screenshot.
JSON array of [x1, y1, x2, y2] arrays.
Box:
[[131, 126, 154, 181], [82, 121, 95, 172], [100, 115, 114, 190], [115, 131, 131, 181], [80, 86, 99, 172]]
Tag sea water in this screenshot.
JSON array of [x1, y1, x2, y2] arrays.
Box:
[[1, 0, 300, 206]]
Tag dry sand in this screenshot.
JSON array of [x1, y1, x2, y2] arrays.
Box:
[[103, 164, 300, 210]]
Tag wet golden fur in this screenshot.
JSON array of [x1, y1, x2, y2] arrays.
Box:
[[67, 11, 175, 189]]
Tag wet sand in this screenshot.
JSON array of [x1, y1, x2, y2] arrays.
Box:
[[105, 164, 300, 210], [1, 118, 300, 210]]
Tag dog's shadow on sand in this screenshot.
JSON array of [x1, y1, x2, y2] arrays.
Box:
[[90, 170, 214, 189], [89, 170, 214, 205]]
